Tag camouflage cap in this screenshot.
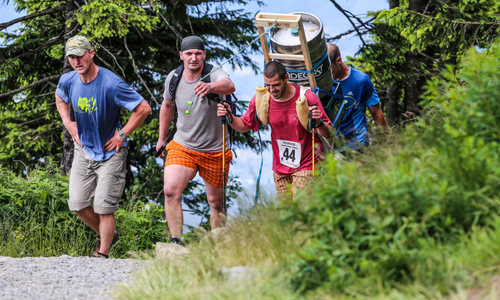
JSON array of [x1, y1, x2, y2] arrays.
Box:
[[65, 36, 92, 57]]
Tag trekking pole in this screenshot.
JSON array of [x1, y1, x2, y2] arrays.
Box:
[[308, 105, 317, 179], [221, 104, 228, 217]]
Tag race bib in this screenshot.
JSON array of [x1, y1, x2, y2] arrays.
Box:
[[277, 139, 301, 169]]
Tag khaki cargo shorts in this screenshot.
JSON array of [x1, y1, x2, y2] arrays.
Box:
[[68, 143, 127, 215]]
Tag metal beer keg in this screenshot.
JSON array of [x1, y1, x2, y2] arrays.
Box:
[[270, 12, 334, 99]]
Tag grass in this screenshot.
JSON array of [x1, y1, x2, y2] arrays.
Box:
[[0, 203, 95, 258], [113, 199, 303, 300], [111, 198, 500, 300]]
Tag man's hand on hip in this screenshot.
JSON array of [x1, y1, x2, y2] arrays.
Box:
[[104, 130, 126, 152]]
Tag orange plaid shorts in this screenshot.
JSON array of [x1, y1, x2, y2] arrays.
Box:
[[164, 140, 232, 188]]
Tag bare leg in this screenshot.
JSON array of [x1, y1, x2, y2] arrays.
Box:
[[204, 179, 224, 230], [74, 206, 100, 234], [98, 213, 116, 255], [164, 165, 197, 238]]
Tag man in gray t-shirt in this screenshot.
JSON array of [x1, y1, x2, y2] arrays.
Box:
[[156, 36, 235, 245]]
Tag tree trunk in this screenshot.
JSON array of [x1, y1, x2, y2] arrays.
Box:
[[401, 0, 429, 117], [404, 77, 424, 115], [386, 84, 401, 125], [389, 0, 400, 9], [409, 0, 428, 12], [60, 0, 80, 175], [384, 0, 402, 124]]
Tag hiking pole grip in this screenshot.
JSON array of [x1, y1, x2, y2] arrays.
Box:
[[307, 104, 317, 132], [220, 100, 233, 124]]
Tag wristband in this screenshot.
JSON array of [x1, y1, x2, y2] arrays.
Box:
[[317, 118, 324, 128]]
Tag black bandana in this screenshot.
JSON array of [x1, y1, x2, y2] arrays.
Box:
[[181, 36, 205, 51]]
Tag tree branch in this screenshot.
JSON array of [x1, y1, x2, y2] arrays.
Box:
[[0, 5, 65, 31], [93, 41, 127, 79], [153, 10, 183, 43], [19, 114, 48, 126], [14, 92, 54, 104], [1, 24, 64, 59], [327, 30, 370, 42], [329, 0, 368, 48], [15, 125, 63, 145], [123, 36, 159, 106], [407, 10, 500, 26], [0, 75, 61, 99], [423, 0, 432, 15], [342, 8, 374, 32], [326, 17, 375, 42], [132, 168, 162, 200], [0, 31, 65, 71]]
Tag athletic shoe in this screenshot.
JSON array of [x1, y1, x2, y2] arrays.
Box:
[[93, 231, 119, 256], [170, 237, 185, 247]]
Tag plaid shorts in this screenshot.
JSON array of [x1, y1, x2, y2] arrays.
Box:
[[273, 170, 313, 200], [165, 140, 232, 188]]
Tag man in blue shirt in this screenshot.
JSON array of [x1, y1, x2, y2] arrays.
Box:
[[328, 44, 388, 149], [56, 36, 151, 258]]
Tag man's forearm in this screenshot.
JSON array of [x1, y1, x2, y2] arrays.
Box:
[[374, 113, 388, 127], [208, 78, 235, 95], [368, 104, 388, 127], [228, 116, 251, 133], [317, 123, 333, 138], [158, 100, 175, 142]]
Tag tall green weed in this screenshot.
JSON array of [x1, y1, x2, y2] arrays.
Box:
[[0, 162, 166, 257]]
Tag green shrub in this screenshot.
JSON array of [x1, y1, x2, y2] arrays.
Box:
[[284, 41, 500, 292], [0, 162, 166, 257], [113, 201, 165, 256]]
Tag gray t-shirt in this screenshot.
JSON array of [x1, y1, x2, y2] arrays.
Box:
[[163, 66, 231, 152]]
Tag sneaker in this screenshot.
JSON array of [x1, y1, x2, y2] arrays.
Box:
[[170, 237, 185, 247], [91, 252, 109, 258], [93, 231, 119, 256]]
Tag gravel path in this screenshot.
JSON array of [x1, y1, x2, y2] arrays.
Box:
[[0, 255, 144, 300]]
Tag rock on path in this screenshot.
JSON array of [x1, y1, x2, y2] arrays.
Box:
[[0, 255, 143, 300]]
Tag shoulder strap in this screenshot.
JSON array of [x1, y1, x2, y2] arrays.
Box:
[[299, 85, 310, 100], [202, 63, 220, 102], [170, 63, 220, 102], [201, 63, 213, 84], [168, 65, 185, 104]]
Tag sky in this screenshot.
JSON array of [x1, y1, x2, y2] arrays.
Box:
[[0, 0, 389, 227]]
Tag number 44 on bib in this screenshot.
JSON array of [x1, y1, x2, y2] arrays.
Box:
[[277, 139, 301, 169]]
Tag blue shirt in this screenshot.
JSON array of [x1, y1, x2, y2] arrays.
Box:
[[334, 67, 379, 149], [56, 67, 144, 161]]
